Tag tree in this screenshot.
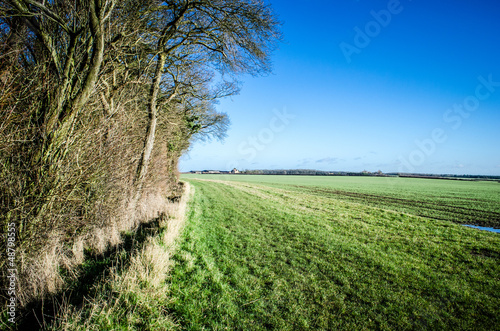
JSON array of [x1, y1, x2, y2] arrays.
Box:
[[131, 0, 281, 198]]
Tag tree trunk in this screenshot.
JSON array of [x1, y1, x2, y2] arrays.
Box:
[[33, 0, 106, 223], [134, 52, 167, 197]]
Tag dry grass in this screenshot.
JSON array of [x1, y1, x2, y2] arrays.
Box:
[[46, 182, 192, 330]]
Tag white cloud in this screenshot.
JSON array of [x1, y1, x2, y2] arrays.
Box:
[[316, 157, 340, 164]]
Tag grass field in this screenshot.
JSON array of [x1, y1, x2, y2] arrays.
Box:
[[184, 175, 500, 227], [167, 175, 500, 330]]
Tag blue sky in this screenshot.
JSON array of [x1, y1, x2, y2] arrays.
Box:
[[180, 0, 500, 175]]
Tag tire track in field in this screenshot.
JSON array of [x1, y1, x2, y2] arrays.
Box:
[[292, 185, 500, 227], [188, 178, 500, 227]]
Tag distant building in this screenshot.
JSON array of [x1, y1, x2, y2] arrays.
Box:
[[231, 168, 240, 174]]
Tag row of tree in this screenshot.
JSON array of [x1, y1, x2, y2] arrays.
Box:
[[243, 169, 389, 176], [243, 170, 500, 180], [0, 0, 280, 307]]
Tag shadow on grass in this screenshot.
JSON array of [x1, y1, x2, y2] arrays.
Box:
[[14, 213, 166, 331]]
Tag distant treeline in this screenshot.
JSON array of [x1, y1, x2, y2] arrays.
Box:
[[392, 173, 500, 181], [241, 169, 500, 180], [243, 169, 388, 176]]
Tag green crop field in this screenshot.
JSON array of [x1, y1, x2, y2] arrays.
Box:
[[167, 175, 500, 330], [184, 174, 500, 228]]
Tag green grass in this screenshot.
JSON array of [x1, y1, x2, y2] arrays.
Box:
[[167, 176, 500, 330], [183, 175, 500, 227]]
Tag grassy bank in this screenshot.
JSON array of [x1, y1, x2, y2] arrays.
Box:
[[14, 184, 193, 330], [166, 177, 500, 329]]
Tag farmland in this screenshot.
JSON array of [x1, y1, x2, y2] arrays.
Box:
[[184, 175, 500, 227], [167, 175, 500, 329]]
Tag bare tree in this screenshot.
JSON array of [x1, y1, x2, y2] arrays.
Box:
[[132, 0, 281, 196]]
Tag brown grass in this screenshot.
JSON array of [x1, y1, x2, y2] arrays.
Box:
[[48, 182, 192, 330]]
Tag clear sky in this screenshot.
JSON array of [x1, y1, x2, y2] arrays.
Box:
[[179, 0, 500, 175]]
